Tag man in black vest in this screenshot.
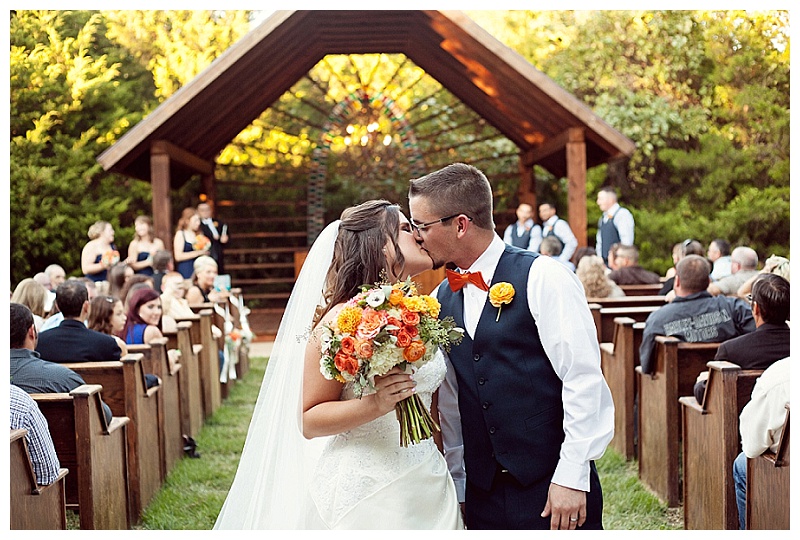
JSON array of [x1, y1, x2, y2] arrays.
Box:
[[409, 163, 614, 530], [198, 202, 229, 273], [502, 203, 542, 252], [595, 187, 634, 265]]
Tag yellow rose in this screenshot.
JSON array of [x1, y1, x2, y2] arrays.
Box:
[[488, 282, 515, 322]]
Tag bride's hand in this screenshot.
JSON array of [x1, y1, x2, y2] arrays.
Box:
[[372, 367, 416, 415]]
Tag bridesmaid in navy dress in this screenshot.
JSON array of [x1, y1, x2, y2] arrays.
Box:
[[126, 215, 166, 277], [81, 220, 118, 283], [173, 207, 210, 279]]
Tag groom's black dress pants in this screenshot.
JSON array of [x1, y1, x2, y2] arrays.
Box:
[[465, 462, 604, 530]]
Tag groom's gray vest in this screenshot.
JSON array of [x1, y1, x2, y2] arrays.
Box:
[[437, 245, 564, 491]]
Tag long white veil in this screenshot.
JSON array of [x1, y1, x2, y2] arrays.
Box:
[[214, 221, 340, 529]]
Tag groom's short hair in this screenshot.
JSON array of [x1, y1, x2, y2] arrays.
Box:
[[408, 163, 495, 230]]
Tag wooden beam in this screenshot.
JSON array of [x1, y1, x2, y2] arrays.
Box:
[[201, 172, 217, 211], [151, 152, 173, 247], [151, 140, 214, 176], [522, 127, 584, 167], [566, 132, 588, 248]]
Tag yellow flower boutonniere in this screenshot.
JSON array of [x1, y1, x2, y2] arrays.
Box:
[[488, 282, 515, 322]]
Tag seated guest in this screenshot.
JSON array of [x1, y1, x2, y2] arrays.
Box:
[[664, 242, 683, 280], [732, 357, 789, 529], [538, 236, 575, 271], [36, 280, 122, 363], [120, 288, 175, 381], [639, 255, 756, 374], [608, 244, 661, 285], [44, 264, 66, 291], [87, 295, 129, 356], [707, 238, 732, 281], [186, 255, 229, 305], [737, 255, 790, 300], [107, 262, 133, 301], [693, 274, 790, 402], [120, 274, 155, 309], [659, 239, 705, 297], [10, 384, 62, 485], [708, 246, 759, 297], [606, 242, 621, 272], [36, 276, 94, 333], [570, 246, 596, 271], [160, 271, 196, 330], [11, 278, 49, 330], [576, 255, 625, 299], [151, 249, 174, 292], [10, 303, 113, 424]]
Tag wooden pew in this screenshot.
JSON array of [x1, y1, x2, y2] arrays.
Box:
[[619, 283, 665, 296], [599, 317, 645, 460], [747, 405, 790, 530], [679, 361, 763, 529], [591, 304, 660, 344], [10, 428, 69, 530], [586, 295, 667, 309], [128, 338, 184, 479], [164, 320, 204, 439], [61, 354, 162, 523], [31, 385, 130, 530], [186, 306, 223, 415], [635, 337, 720, 506]]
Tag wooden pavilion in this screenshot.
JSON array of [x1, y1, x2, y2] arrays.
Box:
[[98, 10, 635, 247]]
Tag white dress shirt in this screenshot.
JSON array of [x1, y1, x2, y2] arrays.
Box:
[[739, 358, 790, 457], [503, 219, 542, 252], [436, 235, 615, 501], [202, 218, 220, 240], [596, 202, 634, 256], [542, 215, 579, 265]]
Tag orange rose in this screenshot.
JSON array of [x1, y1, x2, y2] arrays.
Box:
[[403, 340, 426, 362], [401, 310, 420, 326], [356, 307, 386, 340], [396, 330, 412, 348], [386, 316, 402, 335], [403, 324, 419, 338], [340, 335, 356, 355], [355, 339, 374, 359], [389, 288, 405, 305], [334, 351, 359, 375]]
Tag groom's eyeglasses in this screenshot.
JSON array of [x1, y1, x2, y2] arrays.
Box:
[[410, 214, 472, 233]]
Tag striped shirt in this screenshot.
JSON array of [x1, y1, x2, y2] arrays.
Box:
[[10, 384, 61, 485]]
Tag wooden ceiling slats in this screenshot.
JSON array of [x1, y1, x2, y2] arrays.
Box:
[[98, 10, 634, 186]]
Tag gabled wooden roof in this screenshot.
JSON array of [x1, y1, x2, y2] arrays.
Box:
[[98, 10, 635, 186]]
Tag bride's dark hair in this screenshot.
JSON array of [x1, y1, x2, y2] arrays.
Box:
[[316, 200, 404, 323]]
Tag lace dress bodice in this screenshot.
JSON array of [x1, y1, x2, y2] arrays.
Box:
[[309, 350, 448, 524]]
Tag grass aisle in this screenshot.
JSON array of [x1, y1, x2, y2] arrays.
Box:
[[138, 354, 680, 530]]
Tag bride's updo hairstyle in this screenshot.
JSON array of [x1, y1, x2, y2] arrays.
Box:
[[317, 200, 404, 322]]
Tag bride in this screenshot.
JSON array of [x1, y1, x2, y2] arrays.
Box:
[[214, 200, 463, 530]]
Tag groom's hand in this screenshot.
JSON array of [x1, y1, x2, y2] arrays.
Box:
[[541, 483, 586, 530]]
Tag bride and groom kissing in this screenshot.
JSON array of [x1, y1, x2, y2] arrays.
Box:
[[215, 163, 614, 530]]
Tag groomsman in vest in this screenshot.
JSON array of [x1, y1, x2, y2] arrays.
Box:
[[502, 203, 542, 252], [409, 163, 614, 530], [538, 202, 578, 266], [595, 187, 634, 265], [197, 202, 229, 273]]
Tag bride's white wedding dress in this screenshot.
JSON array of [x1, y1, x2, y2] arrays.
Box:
[[214, 220, 462, 530], [307, 350, 463, 529]]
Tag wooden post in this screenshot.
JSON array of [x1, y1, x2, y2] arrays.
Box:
[[201, 171, 217, 210], [151, 149, 173, 247], [517, 156, 537, 208], [566, 128, 587, 248]]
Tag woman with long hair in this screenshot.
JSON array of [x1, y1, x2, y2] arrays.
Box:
[[173, 208, 211, 279], [81, 220, 118, 283], [215, 200, 462, 530], [11, 278, 49, 330], [87, 295, 129, 355], [126, 215, 166, 276]]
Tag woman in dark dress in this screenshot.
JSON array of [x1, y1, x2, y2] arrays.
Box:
[[173, 208, 211, 279], [126, 215, 166, 277]]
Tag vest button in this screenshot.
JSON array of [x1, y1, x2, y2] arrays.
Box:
[[473, 354, 480, 362], [482, 401, 490, 410], [489, 427, 496, 434], [478, 377, 486, 385]]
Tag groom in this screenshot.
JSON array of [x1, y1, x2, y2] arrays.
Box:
[[409, 163, 614, 530]]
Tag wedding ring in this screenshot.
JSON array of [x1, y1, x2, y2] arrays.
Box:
[[569, 517, 578, 522]]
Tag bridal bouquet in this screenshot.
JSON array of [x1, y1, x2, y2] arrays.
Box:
[[193, 234, 211, 251], [319, 278, 464, 446]]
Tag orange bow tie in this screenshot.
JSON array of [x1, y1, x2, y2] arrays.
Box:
[[446, 268, 489, 292]]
